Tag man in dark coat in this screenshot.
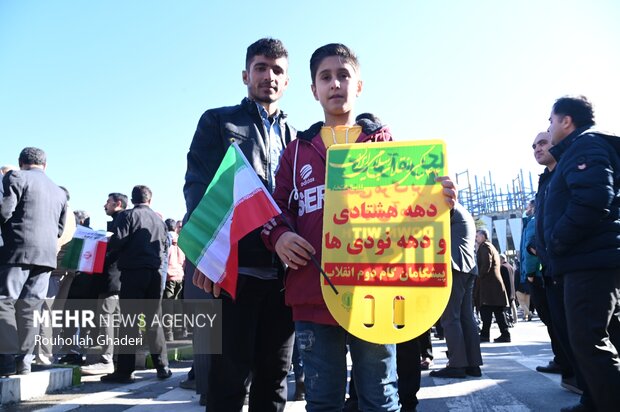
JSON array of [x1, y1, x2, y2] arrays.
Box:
[[499, 254, 517, 326], [543, 95, 620, 411], [184, 38, 295, 411], [101, 185, 170, 383], [475, 229, 510, 343], [81, 192, 127, 375], [0, 147, 67, 375]]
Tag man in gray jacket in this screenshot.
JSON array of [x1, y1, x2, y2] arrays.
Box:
[[0, 147, 67, 375], [430, 202, 483, 378]]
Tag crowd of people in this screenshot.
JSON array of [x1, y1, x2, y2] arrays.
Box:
[[1, 37, 619, 412]]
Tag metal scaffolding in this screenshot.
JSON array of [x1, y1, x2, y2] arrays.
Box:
[[455, 169, 537, 218]]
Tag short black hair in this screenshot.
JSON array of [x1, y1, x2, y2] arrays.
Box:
[[165, 218, 176, 232], [552, 95, 595, 128], [310, 43, 359, 84], [245, 38, 288, 70], [108, 192, 128, 210], [131, 185, 152, 204], [19, 147, 46, 166]]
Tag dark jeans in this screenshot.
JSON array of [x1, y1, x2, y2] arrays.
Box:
[[207, 275, 294, 412], [545, 278, 579, 383], [348, 337, 420, 411], [564, 269, 620, 411], [297, 322, 398, 412], [418, 328, 433, 360], [480, 305, 509, 337], [530, 277, 566, 367], [117, 268, 167, 374], [183, 261, 211, 396], [162, 280, 183, 335], [397, 337, 422, 411], [291, 335, 304, 383], [441, 271, 482, 368]]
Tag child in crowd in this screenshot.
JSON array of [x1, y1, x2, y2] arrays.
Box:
[[263, 42, 400, 411]]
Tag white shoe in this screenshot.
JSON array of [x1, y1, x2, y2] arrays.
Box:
[[35, 354, 53, 365], [81, 362, 115, 375]]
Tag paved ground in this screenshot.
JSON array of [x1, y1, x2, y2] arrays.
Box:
[[2, 317, 582, 411]]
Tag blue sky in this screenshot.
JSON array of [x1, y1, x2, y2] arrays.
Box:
[[1, 1, 619, 230]]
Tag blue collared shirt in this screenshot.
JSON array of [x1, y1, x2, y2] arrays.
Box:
[[255, 102, 284, 192]]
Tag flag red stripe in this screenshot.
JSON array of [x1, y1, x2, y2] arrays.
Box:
[[230, 191, 280, 242], [220, 243, 239, 299], [217, 190, 280, 299], [92, 241, 107, 274]]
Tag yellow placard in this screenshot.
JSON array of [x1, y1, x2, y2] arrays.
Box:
[[322, 140, 452, 344]]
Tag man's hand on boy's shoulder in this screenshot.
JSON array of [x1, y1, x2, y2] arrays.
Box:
[[436, 176, 457, 209], [275, 231, 315, 270]]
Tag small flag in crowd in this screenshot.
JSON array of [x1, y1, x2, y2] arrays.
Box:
[[178, 143, 282, 299], [60, 225, 109, 274]]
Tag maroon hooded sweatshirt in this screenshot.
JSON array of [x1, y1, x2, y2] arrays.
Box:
[[262, 120, 393, 325]]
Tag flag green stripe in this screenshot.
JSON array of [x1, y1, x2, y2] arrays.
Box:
[[61, 238, 84, 269], [179, 146, 242, 264]]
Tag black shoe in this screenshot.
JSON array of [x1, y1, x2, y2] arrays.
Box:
[[58, 353, 84, 365], [0, 355, 16, 377], [561, 377, 584, 395], [101, 372, 135, 383], [429, 367, 466, 378], [480, 334, 490, 342], [536, 360, 562, 374], [560, 403, 595, 412], [465, 366, 482, 377], [494, 333, 511, 343], [294, 380, 305, 401], [156, 366, 172, 379], [16, 359, 31, 375], [179, 378, 196, 390]]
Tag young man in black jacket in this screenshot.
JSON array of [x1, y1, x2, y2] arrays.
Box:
[[184, 38, 295, 411]]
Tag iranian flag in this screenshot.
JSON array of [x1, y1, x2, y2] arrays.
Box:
[[178, 143, 282, 299], [60, 225, 108, 274]]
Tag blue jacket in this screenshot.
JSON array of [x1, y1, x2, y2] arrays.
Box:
[[521, 215, 541, 282], [543, 127, 620, 275]]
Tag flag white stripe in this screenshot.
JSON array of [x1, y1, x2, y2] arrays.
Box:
[[196, 215, 231, 284], [233, 144, 281, 213], [194, 154, 279, 284], [77, 238, 98, 273]]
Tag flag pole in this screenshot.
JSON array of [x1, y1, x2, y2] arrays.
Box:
[[279, 215, 338, 295]]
